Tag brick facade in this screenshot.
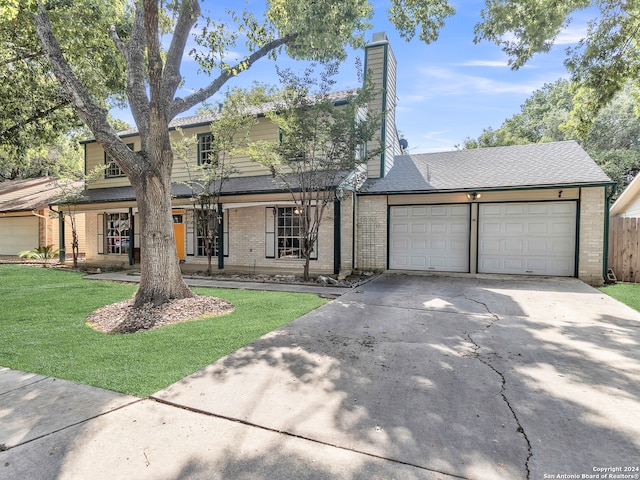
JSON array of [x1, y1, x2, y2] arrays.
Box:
[[355, 195, 388, 271], [355, 188, 608, 285], [578, 187, 606, 286]]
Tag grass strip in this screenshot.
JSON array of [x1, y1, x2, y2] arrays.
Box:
[[0, 265, 328, 396], [598, 282, 640, 313]]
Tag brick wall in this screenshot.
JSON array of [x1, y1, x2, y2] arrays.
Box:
[[184, 204, 336, 275], [355, 195, 387, 271], [340, 191, 354, 273], [578, 187, 606, 286]]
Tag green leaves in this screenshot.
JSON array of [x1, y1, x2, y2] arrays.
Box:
[[266, 0, 374, 61], [388, 0, 455, 44], [0, 0, 129, 178], [475, 0, 591, 69]]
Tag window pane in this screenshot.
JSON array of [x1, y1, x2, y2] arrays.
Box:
[[199, 134, 215, 165], [195, 210, 219, 257], [105, 213, 130, 254], [277, 207, 305, 259]]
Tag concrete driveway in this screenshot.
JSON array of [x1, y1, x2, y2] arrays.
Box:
[[2, 274, 639, 479]]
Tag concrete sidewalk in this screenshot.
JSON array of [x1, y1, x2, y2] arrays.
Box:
[[2, 274, 639, 479], [83, 270, 352, 296]]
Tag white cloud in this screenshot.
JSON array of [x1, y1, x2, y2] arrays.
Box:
[[413, 66, 542, 96], [555, 24, 587, 45], [457, 59, 509, 68]]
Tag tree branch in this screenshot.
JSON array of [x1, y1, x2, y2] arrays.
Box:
[[33, 2, 139, 177], [170, 34, 298, 118], [0, 100, 70, 140], [118, 5, 150, 141], [144, 0, 164, 121], [162, 0, 200, 102]]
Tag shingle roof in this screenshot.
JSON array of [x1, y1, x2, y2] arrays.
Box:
[[72, 171, 351, 205], [83, 89, 359, 143], [0, 178, 83, 212], [363, 141, 612, 194]]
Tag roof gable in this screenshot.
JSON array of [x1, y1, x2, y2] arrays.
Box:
[[610, 172, 640, 216]]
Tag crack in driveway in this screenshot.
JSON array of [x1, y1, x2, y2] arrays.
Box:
[[463, 295, 533, 480]]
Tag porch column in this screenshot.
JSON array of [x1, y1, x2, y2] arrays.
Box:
[[333, 200, 341, 275], [58, 211, 66, 262], [128, 207, 135, 266], [217, 203, 224, 270]]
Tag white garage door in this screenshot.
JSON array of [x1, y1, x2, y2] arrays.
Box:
[[0, 217, 39, 255], [478, 202, 577, 276], [389, 205, 470, 272]]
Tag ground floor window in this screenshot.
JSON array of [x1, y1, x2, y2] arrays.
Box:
[[277, 207, 304, 258], [195, 210, 219, 257], [106, 213, 130, 255]]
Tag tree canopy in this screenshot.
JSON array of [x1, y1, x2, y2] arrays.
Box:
[[475, 1, 640, 133], [0, 0, 129, 180], [459, 79, 640, 196]]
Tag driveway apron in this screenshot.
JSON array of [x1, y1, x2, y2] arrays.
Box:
[[155, 274, 640, 479]]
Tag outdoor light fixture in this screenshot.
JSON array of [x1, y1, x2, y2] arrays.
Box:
[[558, 190, 563, 198], [467, 192, 481, 201]]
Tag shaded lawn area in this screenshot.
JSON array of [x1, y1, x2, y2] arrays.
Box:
[[0, 265, 328, 396], [598, 282, 640, 312]]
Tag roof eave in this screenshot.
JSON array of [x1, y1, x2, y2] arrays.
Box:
[[359, 181, 615, 196]]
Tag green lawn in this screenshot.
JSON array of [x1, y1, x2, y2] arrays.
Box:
[[0, 265, 328, 396], [599, 282, 640, 312]]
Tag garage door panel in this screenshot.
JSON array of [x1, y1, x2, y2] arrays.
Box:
[[390, 205, 470, 272], [450, 222, 468, 234], [478, 202, 576, 276], [392, 207, 408, 217], [0, 217, 39, 255], [504, 239, 524, 253], [527, 239, 547, 253], [505, 204, 525, 215], [392, 223, 409, 234]]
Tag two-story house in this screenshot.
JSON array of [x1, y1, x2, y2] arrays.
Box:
[[67, 34, 399, 276], [62, 32, 614, 285]]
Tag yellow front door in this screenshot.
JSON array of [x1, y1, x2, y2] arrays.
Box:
[[173, 211, 185, 261]]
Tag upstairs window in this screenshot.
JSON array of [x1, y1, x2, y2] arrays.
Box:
[[198, 133, 216, 165], [104, 143, 133, 178], [279, 129, 305, 161]]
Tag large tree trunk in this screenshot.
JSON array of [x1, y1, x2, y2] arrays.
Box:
[[132, 172, 194, 307], [131, 124, 195, 308]]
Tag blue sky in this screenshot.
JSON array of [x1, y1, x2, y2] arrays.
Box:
[[112, 1, 593, 153]]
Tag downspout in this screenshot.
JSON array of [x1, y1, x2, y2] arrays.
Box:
[[128, 207, 134, 266], [30, 210, 50, 248], [333, 200, 341, 275]]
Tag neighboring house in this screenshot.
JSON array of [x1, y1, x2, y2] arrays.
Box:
[[65, 32, 614, 285], [0, 177, 86, 258], [608, 173, 640, 282], [610, 173, 640, 218]]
